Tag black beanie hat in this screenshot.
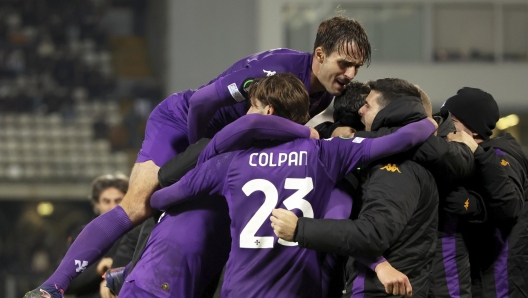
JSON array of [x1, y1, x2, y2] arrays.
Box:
[[442, 87, 499, 140]]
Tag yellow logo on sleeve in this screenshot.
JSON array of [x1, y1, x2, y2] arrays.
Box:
[[380, 164, 401, 173], [464, 199, 469, 211], [501, 159, 509, 166]]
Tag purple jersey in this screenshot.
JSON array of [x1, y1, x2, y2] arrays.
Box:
[[152, 137, 373, 297], [149, 118, 436, 297], [137, 48, 333, 166], [187, 48, 333, 141]]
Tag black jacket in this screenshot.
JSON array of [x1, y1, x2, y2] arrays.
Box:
[[295, 96, 439, 297], [463, 133, 528, 298]]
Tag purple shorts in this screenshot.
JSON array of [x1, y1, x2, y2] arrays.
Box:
[[136, 97, 190, 167]]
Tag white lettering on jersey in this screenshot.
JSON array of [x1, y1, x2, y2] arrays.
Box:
[[227, 83, 246, 102], [263, 69, 276, 76], [75, 260, 88, 272], [352, 137, 365, 143], [249, 151, 307, 167]]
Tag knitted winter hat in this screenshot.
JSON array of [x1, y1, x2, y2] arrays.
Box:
[[442, 87, 499, 140]]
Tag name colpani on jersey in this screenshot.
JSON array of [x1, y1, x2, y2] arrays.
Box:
[[249, 151, 308, 167]]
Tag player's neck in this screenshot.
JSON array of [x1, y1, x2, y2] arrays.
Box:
[[309, 66, 325, 94]]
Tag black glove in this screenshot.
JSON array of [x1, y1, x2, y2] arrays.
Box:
[[443, 186, 482, 217]]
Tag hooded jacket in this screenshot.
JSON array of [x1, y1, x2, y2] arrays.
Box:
[[295, 96, 439, 297]]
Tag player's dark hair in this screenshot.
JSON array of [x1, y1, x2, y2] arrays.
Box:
[[248, 73, 310, 125], [313, 16, 371, 66], [367, 78, 420, 108], [90, 173, 129, 203], [333, 81, 369, 130]]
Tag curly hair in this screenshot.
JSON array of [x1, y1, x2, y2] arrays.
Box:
[[333, 81, 370, 130]]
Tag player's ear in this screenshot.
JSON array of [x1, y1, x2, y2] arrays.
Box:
[[315, 47, 325, 63], [267, 105, 275, 116]]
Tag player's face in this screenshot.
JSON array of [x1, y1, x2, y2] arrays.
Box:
[[358, 91, 383, 131], [95, 187, 125, 215], [247, 98, 273, 116], [451, 115, 475, 136], [315, 43, 363, 96]]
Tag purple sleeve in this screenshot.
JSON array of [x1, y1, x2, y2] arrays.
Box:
[[187, 83, 226, 145], [368, 118, 435, 162], [198, 114, 310, 164], [187, 54, 295, 144], [150, 152, 235, 211]]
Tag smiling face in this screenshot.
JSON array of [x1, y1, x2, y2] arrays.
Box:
[[358, 90, 383, 131], [312, 42, 363, 96]]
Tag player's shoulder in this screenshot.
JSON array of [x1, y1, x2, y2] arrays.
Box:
[[244, 48, 311, 65]]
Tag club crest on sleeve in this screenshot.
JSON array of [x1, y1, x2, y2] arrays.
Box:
[[75, 260, 88, 272], [380, 163, 401, 173], [242, 78, 255, 93]]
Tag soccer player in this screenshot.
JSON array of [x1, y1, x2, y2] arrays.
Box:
[[25, 16, 371, 298], [144, 114, 435, 297], [117, 73, 315, 298]]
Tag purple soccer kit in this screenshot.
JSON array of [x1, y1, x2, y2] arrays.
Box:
[[119, 115, 312, 298], [39, 49, 332, 294], [149, 119, 435, 298]]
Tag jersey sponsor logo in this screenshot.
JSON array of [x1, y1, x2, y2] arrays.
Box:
[[380, 163, 401, 173], [227, 83, 246, 102], [501, 159, 509, 166], [352, 137, 365, 143], [464, 198, 470, 211], [263, 69, 276, 76], [75, 260, 88, 272]]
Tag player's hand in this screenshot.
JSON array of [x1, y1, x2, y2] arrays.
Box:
[[309, 127, 320, 139], [375, 261, 412, 297], [270, 208, 298, 242], [97, 257, 113, 276], [331, 126, 355, 138], [100, 280, 117, 298], [446, 131, 478, 153]]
